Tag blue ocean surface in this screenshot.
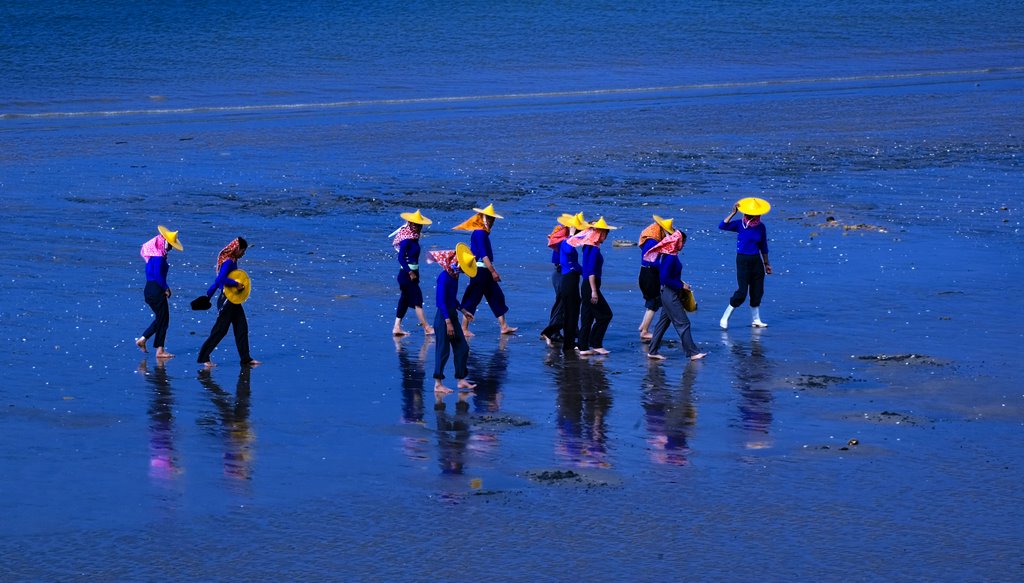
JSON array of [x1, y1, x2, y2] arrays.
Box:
[[1, 0, 1023, 580]]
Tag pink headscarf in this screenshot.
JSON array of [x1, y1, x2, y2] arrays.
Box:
[[567, 228, 603, 248], [140, 235, 167, 261], [427, 249, 459, 276], [547, 225, 569, 249], [391, 224, 420, 251], [642, 230, 684, 262]]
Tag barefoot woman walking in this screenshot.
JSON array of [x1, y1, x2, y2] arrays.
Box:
[[136, 225, 183, 359]]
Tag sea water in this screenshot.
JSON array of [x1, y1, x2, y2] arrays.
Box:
[[1, 1, 1023, 579]]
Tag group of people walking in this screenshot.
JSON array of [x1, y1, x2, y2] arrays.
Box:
[[386, 198, 773, 397], [135, 226, 260, 368], [134, 198, 771, 388]]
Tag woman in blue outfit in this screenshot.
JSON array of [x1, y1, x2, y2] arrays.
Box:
[[197, 237, 261, 368], [718, 198, 773, 329], [429, 244, 479, 395], [452, 204, 517, 336], [645, 231, 707, 361], [572, 217, 617, 356], [637, 215, 674, 340], [391, 210, 435, 337], [541, 213, 588, 352], [136, 225, 183, 359]]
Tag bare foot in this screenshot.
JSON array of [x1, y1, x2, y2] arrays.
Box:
[[203, 361, 217, 369], [578, 349, 595, 356], [647, 353, 666, 360], [639, 332, 653, 341], [540, 334, 553, 347], [689, 352, 708, 361], [500, 325, 519, 334], [593, 347, 610, 355], [457, 379, 477, 390], [155, 349, 175, 360], [423, 326, 435, 336], [135, 337, 148, 353], [434, 383, 453, 395], [245, 359, 262, 367], [393, 329, 410, 337]]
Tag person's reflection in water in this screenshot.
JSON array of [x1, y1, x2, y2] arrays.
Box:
[[551, 355, 613, 468], [142, 360, 181, 482], [197, 367, 255, 482], [642, 361, 698, 466], [434, 393, 472, 475], [727, 331, 774, 450], [464, 335, 510, 458], [395, 337, 430, 462], [468, 334, 509, 413]]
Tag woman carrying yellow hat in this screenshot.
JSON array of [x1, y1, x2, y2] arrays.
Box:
[[197, 237, 261, 368], [452, 204, 517, 336], [135, 225, 183, 359], [428, 244, 479, 395], [718, 198, 773, 329], [391, 210, 435, 337]]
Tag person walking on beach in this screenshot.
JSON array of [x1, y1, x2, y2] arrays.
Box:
[[637, 215, 675, 341], [718, 198, 773, 329], [197, 237, 261, 368], [645, 230, 707, 361], [136, 225, 183, 359], [452, 204, 517, 337], [429, 243, 479, 395], [539, 213, 572, 346], [391, 210, 435, 337], [572, 217, 617, 356], [541, 212, 588, 351]]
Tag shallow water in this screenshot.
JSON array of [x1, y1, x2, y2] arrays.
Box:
[[2, 1, 1024, 580]]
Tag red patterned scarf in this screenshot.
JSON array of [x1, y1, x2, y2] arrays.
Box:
[[216, 238, 242, 272]]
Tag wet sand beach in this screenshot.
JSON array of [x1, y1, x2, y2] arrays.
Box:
[[2, 2, 1023, 580]]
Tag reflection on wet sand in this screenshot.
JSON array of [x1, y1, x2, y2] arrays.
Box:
[[142, 360, 181, 482], [549, 354, 613, 468], [434, 396, 472, 475], [642, 361, 698, 466], [395, 337, 430, 462], [468, 334, 509, 414], [197, 367, 255, 482], [726, 332, 774, 450]]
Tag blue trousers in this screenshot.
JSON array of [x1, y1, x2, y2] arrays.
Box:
[[433, 309, 469, 380], [395, 270, 424, 318], [460, 270, 509, 318]]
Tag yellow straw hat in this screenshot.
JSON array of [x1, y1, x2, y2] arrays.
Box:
[[590, 216, 619, 230], [653, 215, 675, 234], [157, 225, 183, 251], [400, 209, 433, 225], [556, 213, 577, 228], [573, 212, 591, 230], [455, 243, 478, 278], [222, 269, 251, 304], [736, 197, 771, 216], [472, 204, 504, 219]]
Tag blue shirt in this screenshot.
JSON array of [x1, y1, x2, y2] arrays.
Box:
[[435, 270, 461, 317], [640, 239, 660, 268], [659, 254, 684, 290], [719, 219, 769, 255], [206, 259, 241, 298], [559, 241, 581, 275], [470, 229, 493, 263], [581, 245, 603, 279], [397, 239, 420, 273], [550, 247, 560, 267], [145, 256, 169, 290]]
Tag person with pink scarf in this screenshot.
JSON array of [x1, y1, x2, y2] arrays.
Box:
[[135, 226, 183, 359]]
